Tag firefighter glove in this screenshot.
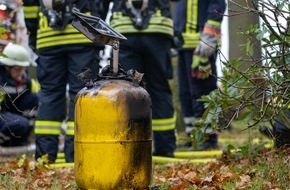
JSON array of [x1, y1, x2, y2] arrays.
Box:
[[194, 22, 221, 58], [191, 55, 212, 80], [173, 31, 184, 49]]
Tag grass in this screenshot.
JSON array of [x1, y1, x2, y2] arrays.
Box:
[[0, 116, 288, 189]]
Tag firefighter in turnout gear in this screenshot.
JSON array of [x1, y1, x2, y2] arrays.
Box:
[[23, 0, 110, 162], [0, 43, 39, 147], [110, 0, 177, 157], [173, 0, 226, 150]]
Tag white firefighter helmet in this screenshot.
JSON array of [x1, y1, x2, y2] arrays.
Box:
[[0, 43, 31, 67]]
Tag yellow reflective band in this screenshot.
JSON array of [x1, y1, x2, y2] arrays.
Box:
[[66, 128, 74, 135], [112, 12, 122, 18], [111, 17, 173, 29], [35, 120, 62, 135], [113, 25, 173, 36], [152, 117, 176, 125], [39, 11, 90, 31], [111, 15, 173, 36], [43, 14, 49, 28], [38, 12, 44, 29], [155, 10, 162, 17], [37, 26, 80, 38], [37, 35, 91, 49], [67, 121, 74, 127], [152, 116, 176, 131], [35, 120, 62, 127], [31, 79, 40, 93], [66, 121, 75, 135], [23, 6, 39, 19], [186, 0, 198, 33], [207, 20, 221, 27], [182, 33, 200, 48]]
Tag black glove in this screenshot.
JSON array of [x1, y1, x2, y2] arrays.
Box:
[[173, 31, 184, 48]]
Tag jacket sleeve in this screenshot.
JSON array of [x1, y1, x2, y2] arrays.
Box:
[[207, 0, 226, 23], [201, 0, 226, 37], [23, 0, 40, 52]]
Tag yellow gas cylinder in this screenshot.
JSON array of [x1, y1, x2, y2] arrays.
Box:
[[74, 70, 152, 190]]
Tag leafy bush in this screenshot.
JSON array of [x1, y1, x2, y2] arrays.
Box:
[[201, 0, 289, 129]]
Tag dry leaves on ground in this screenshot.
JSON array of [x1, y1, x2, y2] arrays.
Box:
[[0, 147, 289, 189]]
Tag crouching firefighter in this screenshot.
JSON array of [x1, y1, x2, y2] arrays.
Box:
[[110, 0, 178, 157], [0, 43, 39, 147], [23, 0, 110, 163]]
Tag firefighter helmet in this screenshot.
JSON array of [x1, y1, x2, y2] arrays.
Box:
[[0, 43, 31, 67]]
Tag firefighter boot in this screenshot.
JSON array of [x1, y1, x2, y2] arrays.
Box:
[[272, 122, 290, 148]]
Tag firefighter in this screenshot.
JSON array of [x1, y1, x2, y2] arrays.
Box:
[[109, 0, 177, 157], [173, 0, 226, 150], [23, 0, 109, 162], [0, 43, 39, 147]]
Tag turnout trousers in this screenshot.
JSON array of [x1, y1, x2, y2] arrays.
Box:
[[177, 49, 218, 133], [0, 93, 38, 146], [35, 45, 100, 162], [119, 34, 176, 157], [0, 112, 32, 146]]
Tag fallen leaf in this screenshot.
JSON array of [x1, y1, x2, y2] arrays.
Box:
[[235, 174, 251, 189]]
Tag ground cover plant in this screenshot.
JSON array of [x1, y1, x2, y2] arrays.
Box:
[[1, 145, 289, 189], [1, 124, 289, 190]]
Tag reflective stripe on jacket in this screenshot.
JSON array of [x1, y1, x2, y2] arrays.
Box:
[[36, 12, 92, 49], [110, 0, 174, 37], [173, 0, 226, 49], [111, 10, 174, 36], [23, 5, 39, 19], [23, 0, 95, 49]]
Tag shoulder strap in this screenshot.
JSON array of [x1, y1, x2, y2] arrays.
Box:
[[60, 0, 89, 28]]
